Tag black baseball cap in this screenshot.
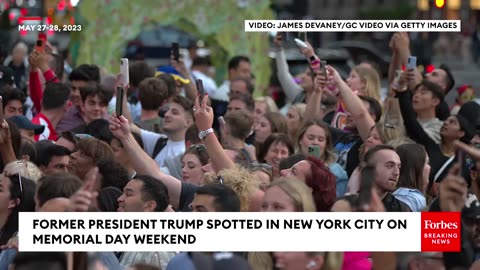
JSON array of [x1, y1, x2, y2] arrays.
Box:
[[8, 115, 45, 135], [0, 65, 15, 89]]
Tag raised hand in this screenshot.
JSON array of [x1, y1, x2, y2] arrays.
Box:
[[439, 164, 468, 212], [109, 114, 131, 141], [193, 94, 213, 132], [68, 167, 99, 212]]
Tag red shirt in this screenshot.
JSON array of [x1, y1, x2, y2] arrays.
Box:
[[32, 113, 57, 141]]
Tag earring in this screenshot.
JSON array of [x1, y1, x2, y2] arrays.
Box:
[[307, 261, 317, 269]]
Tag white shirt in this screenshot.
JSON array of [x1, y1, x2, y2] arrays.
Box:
[[190, 70, 217, 97], [141, 129, 185, 170], [211, 80, 230, 102]]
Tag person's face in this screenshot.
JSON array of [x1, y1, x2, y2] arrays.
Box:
[[264, 142, 290, 173], [299, 68, 313, 92], [280, 160, 311, 182], [252, 170, 271, 192], [56, 137, 75, 152], [365, 128, 382, 152], [110, 139, 129, 168], [261, 186, 296, 212], [12, 48, 26, 64], [440, 116, 464, 140], [4, 100, 23, 119], [163, 102, 191, 133], [273, 252, 322, 270], [230, 80, 249, 97], [286, 107, 301, 134], [82, 95, 107, 124], [69, 150, 95, 179], [44, 155, 70, 175], [0, 174, 15, 214], [182, 153, 204, 185], [459, 88, 474, 104], [422, 152, 431, 193], [254, 101, 267, 125], [71, 80, 88, 107], [191, 194, 217, 212], [227, 99, 247, 113], [19, 129, 35, 142], [412, 86, 439, 113], [230, 60, 251, 79], [254, 116, 272, 144], [425, 68, 447, 92], [346, 70, 365, 92], [299, 125, 327, 157], [372, 150, 401, 193], [117, 180, 153, 212]]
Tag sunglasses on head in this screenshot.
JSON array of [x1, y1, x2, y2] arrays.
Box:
[[189, 144, 206, 152]]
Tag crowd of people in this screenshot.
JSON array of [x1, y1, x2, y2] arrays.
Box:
[[0, 30, 479, 270]]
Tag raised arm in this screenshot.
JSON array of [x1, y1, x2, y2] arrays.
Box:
[[194, 95, 235, 171], [109, 114, 182, 209], [274, 33, 303, 102], [171, 55, 197, 102], [303, 70, 324, 122], [0, 121, 17, 164], [327, 66, 374, 141]]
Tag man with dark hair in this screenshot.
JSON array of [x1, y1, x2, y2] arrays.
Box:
[[0, 86, 26, 119], [211, 55, 251, 103], [132, 95, 193, 175], [127, 61, 155, 122], [57, 64, 101, 133], [69, 83, 113, 132], [96, 159, 131, 191], [35, 143, 71, 175], [10, 252, 67, 270], [227, 93, 255, 115], [229, 77, 254, 97], [35, 173, 82, 209], [190, 56, 217, 96], [31, 82, 70, 141], [396, 79, 444, 144], [117, 174, 169, 212], [135, 78, 169, 133], [191, 184, 241, 212]]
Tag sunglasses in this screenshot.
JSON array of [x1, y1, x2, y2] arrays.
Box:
[[189, 144, 206, 152]]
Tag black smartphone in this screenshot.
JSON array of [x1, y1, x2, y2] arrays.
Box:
[[172, 42, 180, 61], [357, 165, 375, 211], [0, 96, 3, 123], [116, 87, 124, 116], [456, 149, 466, 178], [196, 79, 205, 101]]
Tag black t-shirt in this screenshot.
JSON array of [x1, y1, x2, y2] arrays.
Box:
[[340, 192, 411, 212], [332, 128, 362, 178], [179, 182, 199, 212]]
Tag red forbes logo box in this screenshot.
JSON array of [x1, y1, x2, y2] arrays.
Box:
[[421, 212, 461, 252]]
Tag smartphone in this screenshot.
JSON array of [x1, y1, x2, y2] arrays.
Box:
[[38, 33, 47, 43], [120, 58, 129, 86], [407, 56, 417, 70], [35, 39, 44, 52], [294, 38, 308, 48], [456, 149, 466, 177], [116, 87, 124, 116], [357, 165, 375, 211], [320, 60, 327, 76], [196, 79, 205, 101], [307, 145, 321, 159], [172, 42, 180, 61], [0, 96, 3, 124]]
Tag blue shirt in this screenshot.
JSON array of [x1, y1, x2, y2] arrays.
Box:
[[392, 188, 426, 212], [329, 162, 348, 197]]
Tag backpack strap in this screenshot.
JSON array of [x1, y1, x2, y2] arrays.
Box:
[[152, 137, 169, 158]]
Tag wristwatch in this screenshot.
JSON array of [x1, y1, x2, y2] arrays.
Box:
[[198, 128, 214, 140]]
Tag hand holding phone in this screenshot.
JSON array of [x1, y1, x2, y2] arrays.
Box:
[[196, 79, 205, 101], [116, 87, 124, 116], [172, 42, 180, 61]]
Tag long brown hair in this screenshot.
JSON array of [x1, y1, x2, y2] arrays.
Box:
[[297, 118, 335, 164], [395, 144, 427, 192]]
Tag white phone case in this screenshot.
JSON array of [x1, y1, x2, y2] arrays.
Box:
[[294, 38, 308, 48], [407, 56, 417, 69], [120, 58, 129, 86]]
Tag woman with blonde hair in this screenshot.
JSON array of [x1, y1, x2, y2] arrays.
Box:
[[261, 177, 316, 212], [3, 160, 43, 182], [254, 96, 279, 125], [286, 103, 306, 143]]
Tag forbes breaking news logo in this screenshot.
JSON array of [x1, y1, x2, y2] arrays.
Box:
[[421, 212, 461, 252]]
